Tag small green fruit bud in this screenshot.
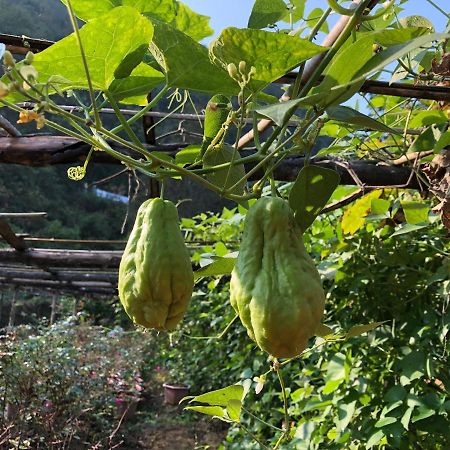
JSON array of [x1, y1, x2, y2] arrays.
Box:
[[3, 50, 15, 67], [238, 60, 247, 74], [25, 51, 34, 64], [238, 91, 244, 107], [227, 63, 238, 80], [20, 65, 38, 81]]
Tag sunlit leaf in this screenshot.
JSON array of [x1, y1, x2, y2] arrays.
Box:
[[341, 191, 382, 235], [210, 27, 326, 93], [188, 385, 244, 407], [248, 0, 287, 29], [150, 21, 238, 94], [346, 321, 386, 338], [401, 201, 429, 225], [4, 6, 154, 98], [185, 405, 225, 418]]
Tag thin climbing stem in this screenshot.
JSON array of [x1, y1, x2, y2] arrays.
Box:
[[65, 0, 101, 128], [273, 364, 289, 450]]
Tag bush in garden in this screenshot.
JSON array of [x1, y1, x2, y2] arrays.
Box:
[[0, 318, 150, 447]]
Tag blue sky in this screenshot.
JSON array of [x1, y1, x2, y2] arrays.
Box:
[[185, 0, 448, 41]]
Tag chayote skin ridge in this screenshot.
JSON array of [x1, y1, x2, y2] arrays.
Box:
[[118, 198, 194, 331]]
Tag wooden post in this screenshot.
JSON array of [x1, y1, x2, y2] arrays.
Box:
[[50, 293, 57, 325], [0, 291, 3, 326], [7, 288, 17, 329]]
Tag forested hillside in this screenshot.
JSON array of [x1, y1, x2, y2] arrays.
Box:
[[0, 0, 71, 40], [0, 163, 130, 246]]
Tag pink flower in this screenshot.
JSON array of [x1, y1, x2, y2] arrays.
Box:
[[114, 397, 125, 406], [43, 400, 54, 410]]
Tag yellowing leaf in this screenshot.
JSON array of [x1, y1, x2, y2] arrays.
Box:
[[341, 190, 382, 235]]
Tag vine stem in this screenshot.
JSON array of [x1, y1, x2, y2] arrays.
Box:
[[105, 91, 144, 149], [273, 364, 290, 449], [65, 0, 101, 128], [110, 85, 170, 135], [239, 424, 271, 450], [241, 407, 284, 433], [297, 0, 373, 98], [227, 112, 320, 193]]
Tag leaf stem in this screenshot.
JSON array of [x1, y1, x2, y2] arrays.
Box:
[[105, 90, 144, 149], [274, 364, 289, 449], [110, 85, 170, 134], [239, 424, 271, 450], [65, 0, 101, 128], [241, 407, 283, 432]]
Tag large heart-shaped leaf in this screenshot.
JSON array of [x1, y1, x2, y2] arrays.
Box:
[[210, 27, 326, 92], [149, 20, 238, 94], [27, 7, 153, 92]]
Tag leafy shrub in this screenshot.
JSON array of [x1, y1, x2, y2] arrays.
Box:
[[0, 318, 151, 447]]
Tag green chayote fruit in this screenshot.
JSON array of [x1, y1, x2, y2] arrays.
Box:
[[230, 197, 325, 358], [118, 198, 194, 331], [201, 94, 232, 156]]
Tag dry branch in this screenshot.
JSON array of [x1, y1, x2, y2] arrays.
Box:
[[0, 33, 54, 54], [0, 219, 26, 251], [0, 135, 182, 166], [0, 278, 116, 294], [0, 248, 122, 268], [0, 268, 117, 283], [0, 212, 47, 219]]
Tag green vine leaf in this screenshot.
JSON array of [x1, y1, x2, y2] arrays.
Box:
[[289, 165, 340, 232], [149, 20, 238, 94], [400, 201, 430, 225], [203, 144, 247, 198], [346, 321, 386, 338], [108, 63, 164, 105], [248, 0, 288, 29], [61, 0, 213, 40], [3, 6, 154, 100], [185, 385, 244, 423], [171, 2, 213, 41], [210, 27, 327, 92], [194, 257, 236, 280], [326, 105, 400, 134], [255, 99, 306, 127]]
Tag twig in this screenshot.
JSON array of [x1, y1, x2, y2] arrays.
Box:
[[108, 402, 132, 447], [330, 159, 365, 187], [320, 188, 372, 214], [391, 150, 434, 166], [0, 114, 21, 137], [87, 168, 128, 188]]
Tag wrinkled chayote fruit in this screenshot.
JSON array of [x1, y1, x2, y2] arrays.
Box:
[[230, 197, 325, 358], [118, 198, 194, 331]]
